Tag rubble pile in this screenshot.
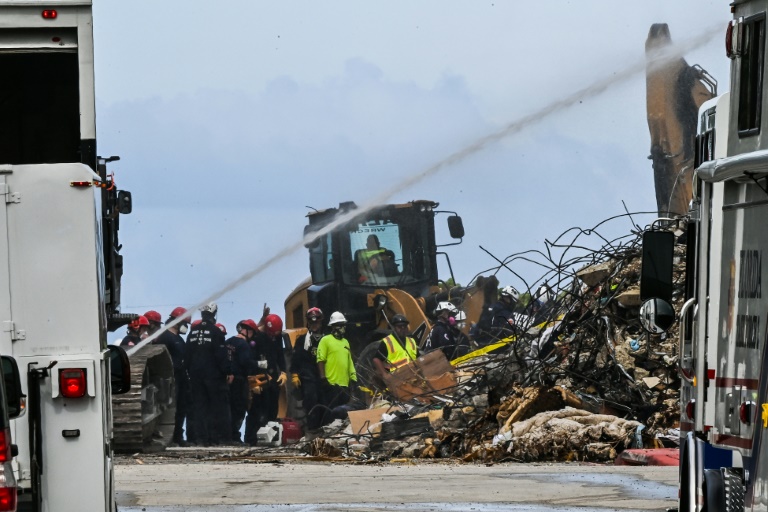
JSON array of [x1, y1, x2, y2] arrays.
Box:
[[308, 213, 686, 462]]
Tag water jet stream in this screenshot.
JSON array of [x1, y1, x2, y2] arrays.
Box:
[[127, 23, 722, 355]]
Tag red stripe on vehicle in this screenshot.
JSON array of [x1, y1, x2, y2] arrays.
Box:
[[713, 434, 753, 449], [715, 377, 759, 389]]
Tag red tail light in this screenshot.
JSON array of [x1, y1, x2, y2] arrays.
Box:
[[41, 10, 57, 19], [0, 427, 16, 511], [0, 486, 15, 511], [60, 369, 86, 398], [740, 402, 754, 424], [0, 430, 11, 464]]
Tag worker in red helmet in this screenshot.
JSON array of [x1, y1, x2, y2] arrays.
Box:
[[290, 307, 326, 432], [120, 315, 149, 347], [227, 319, 257, 444], [245, 311, 286, 445], [152, 307, 190, 446], [144, 310, 163, 336]]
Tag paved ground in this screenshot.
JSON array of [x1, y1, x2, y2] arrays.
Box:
[[115, 455, 678, 511]]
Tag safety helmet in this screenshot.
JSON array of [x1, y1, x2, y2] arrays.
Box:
[[391, 314, 409, 326], [500, 286, 520, 301], [306, 307, 324, 322], [191, 319, 202, 328], [435, 301, 458, 315], [216, 323, 227, 335], [237, 319, 259, 332], [129, 315, 150, 331], [328, 311, 347, 326], [169, 307, 188, 320], [455, 311, 467, 322], [200, 302, 218, 316], [264, 314, 283, 336], [144, 310, 162, 324]]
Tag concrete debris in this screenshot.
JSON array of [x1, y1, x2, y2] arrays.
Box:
[[304, 213, 684, 463]]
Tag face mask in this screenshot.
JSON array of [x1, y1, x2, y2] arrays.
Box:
[[332, 326, 346, 339], [179, 324, 188, 335], [448, 317, 456, 327]]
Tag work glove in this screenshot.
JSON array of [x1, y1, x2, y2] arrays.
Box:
[[291, 373, 301, 388], [276, 372, 287, 386]]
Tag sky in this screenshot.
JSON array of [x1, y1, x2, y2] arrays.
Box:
[[89, 1, 732, 343]]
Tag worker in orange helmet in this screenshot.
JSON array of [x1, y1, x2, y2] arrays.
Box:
[[244, 312, 286, 445], [120, 315, 149, 347]]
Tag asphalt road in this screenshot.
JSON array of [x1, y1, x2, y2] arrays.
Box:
[[115, 459, 678, 511]]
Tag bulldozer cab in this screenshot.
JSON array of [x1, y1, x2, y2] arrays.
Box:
[[306, 201, 440, 290]]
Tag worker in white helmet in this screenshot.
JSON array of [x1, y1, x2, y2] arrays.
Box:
[[316, 312, 358, 425]]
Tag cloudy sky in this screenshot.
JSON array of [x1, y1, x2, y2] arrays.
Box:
[[90, 1, 730, 341]]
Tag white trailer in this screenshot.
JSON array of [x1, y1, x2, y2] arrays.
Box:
[[0, 2, 132, 511]]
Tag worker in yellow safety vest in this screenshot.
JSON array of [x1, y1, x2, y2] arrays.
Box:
[[372, 314, 418, 380]]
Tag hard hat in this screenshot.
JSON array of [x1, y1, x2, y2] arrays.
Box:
[[264, 314, 283, 336], [435, 301, 458, 314], [216, 323, 227, 335], [306, 307, 324, 322], [237, 319, 259, 332], [144, 310, 162, 324], [391, 314, 409, 325], [328, 311, 347, 326], [200, 302, 218, 316], [169, 307, 188, 320], [455, 311, 466, 322], [129, 315, 149, 331], [501, 286, 520, 301], [191, 319, 202, 328]]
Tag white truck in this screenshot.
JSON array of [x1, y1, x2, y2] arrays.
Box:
[[0, 2, 133, 511], [640, 2, 768, 511]]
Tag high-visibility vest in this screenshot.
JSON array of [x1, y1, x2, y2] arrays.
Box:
[[382, 334, 418, 371], [359, 248, 385, 268]]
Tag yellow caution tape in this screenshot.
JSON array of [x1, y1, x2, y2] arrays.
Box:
[[451, 335, 516, 366]]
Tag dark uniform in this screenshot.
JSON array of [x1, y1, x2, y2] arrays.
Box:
[[425, 319, 457, 355], [153, 329, 188, 444], [185, 319, 231, 445], [244, 331, 286, 445], [472, 300, 515, 345], [290, 330, 323, 430], [225, 335, 251, 443], [120, 333, 139, 348]]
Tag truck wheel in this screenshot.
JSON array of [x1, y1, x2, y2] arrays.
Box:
[[703, 469, 725, 512]]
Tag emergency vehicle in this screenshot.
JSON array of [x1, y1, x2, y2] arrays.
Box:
[[0, 2, 132, 511], [640, 2, 768, 510]]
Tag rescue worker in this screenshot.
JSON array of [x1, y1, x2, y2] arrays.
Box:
[[448, 310, 473, 358], [244, 313, 286, 445], [372, 314, 418, 382], [472, 286, 519, 345], [120, 315, 149, 347], [317, 312, 357, 425], [152, 307, 190, 445], [227, 319, 257, 444], [290, 307, 325, 432], [144, 310, 163, 337], [424, 302, 458, 355], [185, 303, 233, 446]]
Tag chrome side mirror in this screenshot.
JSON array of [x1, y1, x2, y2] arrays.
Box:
[[639, 298, 675, 334]]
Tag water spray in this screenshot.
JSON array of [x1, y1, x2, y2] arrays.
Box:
[[127, 23, 723, 355]]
